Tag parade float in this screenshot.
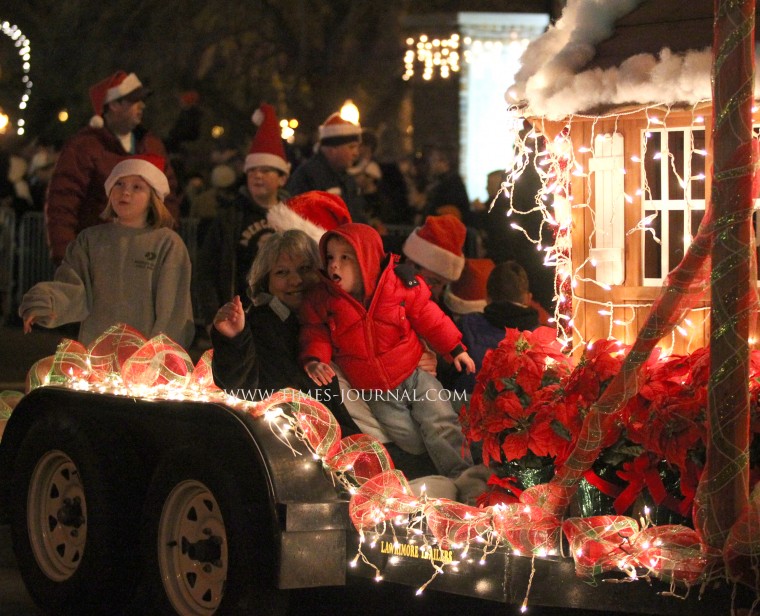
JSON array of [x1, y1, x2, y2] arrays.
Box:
[[0, 0, 758, 614]]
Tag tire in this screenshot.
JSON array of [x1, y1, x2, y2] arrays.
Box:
[[10, 415, 141, 615], [131, 450, 287, 616]]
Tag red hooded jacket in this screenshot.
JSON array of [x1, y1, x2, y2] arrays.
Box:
[[299, 223, 465, 391]]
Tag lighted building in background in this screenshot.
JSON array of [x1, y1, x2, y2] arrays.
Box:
[[403, 12, 549, 201]]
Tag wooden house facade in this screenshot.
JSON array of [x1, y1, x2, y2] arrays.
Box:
[[511, 0, 760, 354]]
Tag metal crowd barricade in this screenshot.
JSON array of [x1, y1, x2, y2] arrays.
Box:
[[0, 206, 15, 324], [178, 217, 203, 324], [178, 217, 199, 266], [16, 211, 54, 309]]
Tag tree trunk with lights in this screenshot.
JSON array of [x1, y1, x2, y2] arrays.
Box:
[[693, 0, 755, 549]]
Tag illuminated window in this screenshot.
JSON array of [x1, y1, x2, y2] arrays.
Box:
[[641, 128, 706, 285]]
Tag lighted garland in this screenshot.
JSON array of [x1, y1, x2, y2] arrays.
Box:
[[1, 322, 756, 610], [0, 21, 32, 136]]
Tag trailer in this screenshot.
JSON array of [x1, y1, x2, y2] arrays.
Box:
[[0, 385, 749, 615]]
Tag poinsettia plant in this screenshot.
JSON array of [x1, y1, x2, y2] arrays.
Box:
[[462, 328, 760, 520], [460, 327, 574, 496]]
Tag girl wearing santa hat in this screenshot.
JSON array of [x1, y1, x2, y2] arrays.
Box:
[[19, 155, 194, 348]]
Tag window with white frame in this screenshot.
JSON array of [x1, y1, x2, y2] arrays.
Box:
[[641, 128, 706, 285]]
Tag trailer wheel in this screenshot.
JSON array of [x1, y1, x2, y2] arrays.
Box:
[[10, 417, 138, 615], [134, 451, 287, 616]]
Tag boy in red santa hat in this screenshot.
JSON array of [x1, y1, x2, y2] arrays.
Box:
[[196, 102, 292, 326], [401, 214, 467, 309]]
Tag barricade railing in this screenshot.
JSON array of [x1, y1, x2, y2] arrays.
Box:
[[5, 213, 204, 327], [0, 206, 16, 324], [16, 211, 54, 311]]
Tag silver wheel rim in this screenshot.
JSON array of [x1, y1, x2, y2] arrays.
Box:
[[27, 450, 87, 581], [158, 479, 228, 615]]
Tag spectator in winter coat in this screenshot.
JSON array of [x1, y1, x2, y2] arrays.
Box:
[[286, 112, 368, 223], [45, 71, 180, 265], [421, 147, 471, 225], [20, 155, 194, 348], [299, 222, 476, 479], [450, 261, 540, 395]]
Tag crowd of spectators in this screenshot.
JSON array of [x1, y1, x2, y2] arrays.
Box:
[[0, 70, 561, 504]]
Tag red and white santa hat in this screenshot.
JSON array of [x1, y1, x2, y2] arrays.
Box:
[[402, 214, 467, 282], [104, 154, 170, 200], [443, 258, 495, 315], [245, 103, 290, 175], [318, 112, 362, 146], [89, 71, 150, 128], [267, 190, 352, 244]]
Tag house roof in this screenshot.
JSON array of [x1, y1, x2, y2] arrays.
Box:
[[510, 0, 760, 119], [586, 0, 716, 70]]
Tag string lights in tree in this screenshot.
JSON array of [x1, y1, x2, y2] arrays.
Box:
[[1, 21, 32, 136]]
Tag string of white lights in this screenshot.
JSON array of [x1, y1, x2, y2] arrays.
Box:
[[1, 21, 31, 136]]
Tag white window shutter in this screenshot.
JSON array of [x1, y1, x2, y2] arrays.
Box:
[[588, 133, 625, 285]]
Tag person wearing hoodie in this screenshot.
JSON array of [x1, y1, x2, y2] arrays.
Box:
[[299, 222, 476, 479]]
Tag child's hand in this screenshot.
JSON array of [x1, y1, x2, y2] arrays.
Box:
[[453, 351, 475, 374], [305, 360, 335, 386], [417, 348, 437, 377], [22, 314, 37, 334], [213, 295, 245, 338]]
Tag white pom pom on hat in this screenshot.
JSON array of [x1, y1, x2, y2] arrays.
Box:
[[251, 107, 265, 126]]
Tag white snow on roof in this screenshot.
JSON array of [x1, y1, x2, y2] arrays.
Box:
[[508, 0, 737, 119]]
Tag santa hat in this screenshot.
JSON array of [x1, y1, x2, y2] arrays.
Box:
[[267, 190, 352, 244], [443, 258, 495, 315], [104, 154, 170, 199], [245, 103, 290, 175], [402, 214, 466, 282], [319, 112, 362, 146], [89, 71, 150, 128]]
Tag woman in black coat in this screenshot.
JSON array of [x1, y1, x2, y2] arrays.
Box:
[[211, 229, 437, 479]]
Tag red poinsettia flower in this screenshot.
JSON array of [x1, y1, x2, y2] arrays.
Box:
[[632, 389, 706, 475]]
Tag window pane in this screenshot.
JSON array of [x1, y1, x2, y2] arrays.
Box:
[[691, 130, 706, 199], [668, 131, 685, 200], [644, 210, 662, 278], [691, 210, 705, 238], [669, 210, 685, 271], [643, 132, 662, 200]]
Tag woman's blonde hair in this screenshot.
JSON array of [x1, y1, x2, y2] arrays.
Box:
[[246, 229, 321, 300], [102, 185, 175, 229]]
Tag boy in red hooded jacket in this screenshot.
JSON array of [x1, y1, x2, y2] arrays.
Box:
[[300, 222, 475, 478]]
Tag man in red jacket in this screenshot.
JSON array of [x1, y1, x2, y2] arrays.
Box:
[[299, 222, 475, 478], [45, 71, 181, 265]]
